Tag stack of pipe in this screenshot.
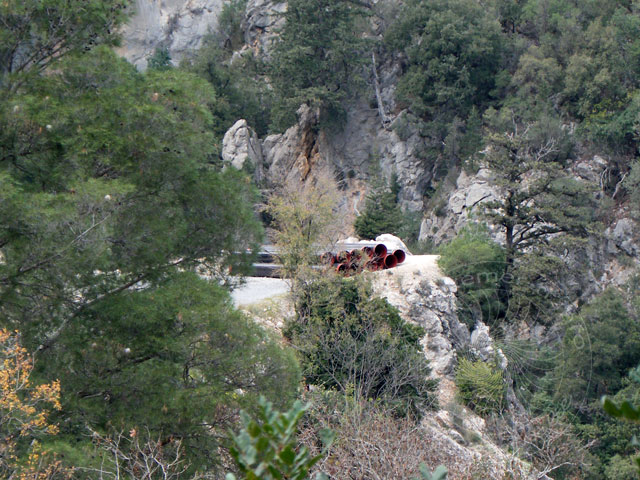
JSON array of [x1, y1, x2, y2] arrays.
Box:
[[321, 243, 406, 275]]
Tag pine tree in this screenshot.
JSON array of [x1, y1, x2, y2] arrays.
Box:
[[354, 178, 403, 240], [482, 111, 596, 309], [269, 0, 369, 130]]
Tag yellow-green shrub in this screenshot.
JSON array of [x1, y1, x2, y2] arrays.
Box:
[[455, 358, 505, 416]]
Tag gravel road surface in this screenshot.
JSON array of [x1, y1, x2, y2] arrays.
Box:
[[232, 277, 290, 306]]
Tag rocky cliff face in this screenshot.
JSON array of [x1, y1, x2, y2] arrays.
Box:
[[370, 255, 537, 479], [117, 0, 224, 69]]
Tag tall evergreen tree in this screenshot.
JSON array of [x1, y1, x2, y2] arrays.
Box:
[[354, 182, 403, 240], [269, 0, 369, 130], [482, 110, 597, 311], [0, 0, 128, 91], [0, 39, 297, 474]]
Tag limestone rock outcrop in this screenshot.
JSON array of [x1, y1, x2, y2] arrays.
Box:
[[607, 217, 639, 257], [419, 168, 499, 244], [117, 0, 224, 69], [222, 119, 264, 181], [371, 255, 469, 378], [243, 0, 286, 57]]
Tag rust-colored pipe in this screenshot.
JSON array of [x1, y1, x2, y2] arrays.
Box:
[[393, 249, 406, 264], [374, 243, 387, 258], [336, 251, 348, 263], [373, 257, 385, 270], [336, 263, 348, 273], [383, 254, 398, 269], [320, 252, 335, 265], [362, 246, 374, 258]]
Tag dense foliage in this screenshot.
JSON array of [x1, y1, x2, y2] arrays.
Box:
[[0, 1, 302, 475], [3, 0, 640, 477], [227, 397, 333, 480], [269, 0, 369, 130], [284, 275, 437, 415], [437, 224, 505, 328], [455, 358, 506, 416], [353, 179, 403, 240], [387, 0, 503, 123]]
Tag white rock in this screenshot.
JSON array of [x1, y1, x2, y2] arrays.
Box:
[[374, 234, 410, 253], [222, 119, 264, 181], [465, 183, 495, 207], [371, 256, 470, 379], [609, 218, 638, 256], [117, 0, 224, 70]]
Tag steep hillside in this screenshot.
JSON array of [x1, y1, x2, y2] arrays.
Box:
[[114, 0, 640, 477]]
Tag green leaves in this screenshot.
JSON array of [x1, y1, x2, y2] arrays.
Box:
[[0, 0, 128, 90], [603, 398, 640, 423], [0, 47, 263, 339], [602, 395, 640, 472], [455, 358, 506, 416], [412, 464, 448, 480], [0, 36, 277, 475], [388, 0, 503, 121], [284, 275, 437, 415], [269, 0, 369, 130], [228, 397, 333, 480], [437, 224, 506, 327], [354, 181, 403, 240]]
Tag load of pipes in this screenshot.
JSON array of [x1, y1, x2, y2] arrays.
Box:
[[320, 244, 406, 275]]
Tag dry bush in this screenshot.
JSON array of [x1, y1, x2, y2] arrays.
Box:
[[298, 392, 521, 480], [0, 329, 71, 480], [82, 428, 196, 480], [487, 412, 594, 479]]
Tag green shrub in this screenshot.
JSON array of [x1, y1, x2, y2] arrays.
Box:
[[602, 365, 640, 476], [455, 358, 506, 416], [269, 0, 369, 131], [217, 0, 247, 52], [284, 275, 437, 415], [386, 0, 503, 122], [227, 397, 333, 480], [604, 455, 639, 480], [437, 224, 505, 328], [354, 182, 403, 240], [553, 289, 640, 406], [147, 47, 172, 71]]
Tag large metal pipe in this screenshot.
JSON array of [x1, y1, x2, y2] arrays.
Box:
[[320, 252, 335, 265], [393, 249, 406, 264], [383, 254, 398, 269], [373, 256, 385, 270], [374, 243, 387, 258]]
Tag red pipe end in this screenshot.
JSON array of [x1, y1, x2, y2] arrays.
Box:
[[384, 254, 398, 269], [393, 249, 406, 264], [321, 252, 335, 265], [374, 243, 387, 257]]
